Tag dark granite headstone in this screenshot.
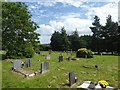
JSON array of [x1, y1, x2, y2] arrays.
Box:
[[41, 62, 49, 74], [69, 71, 76, 86], [59, 55, 63, 62], [13, 60, 21, 69]]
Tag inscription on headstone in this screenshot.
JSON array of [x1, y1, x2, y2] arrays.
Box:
[[41, 62, 49, 74], [13, 60, 21, 69], [69, 71, 76, 86]]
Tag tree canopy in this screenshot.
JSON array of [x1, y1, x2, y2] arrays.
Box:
[[2, 2, 40, 59]]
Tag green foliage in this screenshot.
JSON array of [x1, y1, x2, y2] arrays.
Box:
[[76, 48, 94, 58], [2, 2, 40, 59], [50, 27, 70, 51], [90, 15, 119, 53], [68, 30, 81, 51], [23, 44, 35, 58]]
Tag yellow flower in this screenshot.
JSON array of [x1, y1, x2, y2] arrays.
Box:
[[98, 80, 109, 88]]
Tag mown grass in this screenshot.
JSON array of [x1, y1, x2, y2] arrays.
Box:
[[2, 51, 119, 88]]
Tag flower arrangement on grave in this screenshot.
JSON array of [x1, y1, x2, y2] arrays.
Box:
[[76, 48, 94, 58], [98, 80, 109, 88]]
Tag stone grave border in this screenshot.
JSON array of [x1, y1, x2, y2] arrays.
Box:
[[12, 59, 49, 78]]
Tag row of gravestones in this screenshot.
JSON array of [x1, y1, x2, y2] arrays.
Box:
[[12, 59, 49, 75], [45, 54, 72, 62]]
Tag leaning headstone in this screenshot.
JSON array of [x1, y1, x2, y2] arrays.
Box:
[[13, 60, 21, 69], [69, 71, 76, 86], [46, 54, 50, 60], [41, 62, 49, 74], [59, 55, 63, 62], [25, 58, 32, 68]]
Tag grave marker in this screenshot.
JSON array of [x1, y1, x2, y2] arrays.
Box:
[[59, 55, 63, 62], [13, 60, 21, 69], [69, 71, 77, 86], [41, 62, 49, 74], [25, 58, 32, 68], [46, 54, 50, 60], [68, 57, 72, 61]]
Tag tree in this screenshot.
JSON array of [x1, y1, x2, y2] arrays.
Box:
[[80, 35, 92, 49], [68, 29, 81, 51], [102, 15, 118, 53], [90, 15, 102, 53], [60, 27, 70, 51], [50, 31, 62, 51], [2, 2, 40, 58], [50, 27, 70, 51]]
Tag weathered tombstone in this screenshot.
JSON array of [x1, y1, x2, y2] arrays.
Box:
[[85, 55, 87, 58], [70, 49, 72, 56], [69, 71, 76, 86], [25, 58, 32, 68], [41, 62, 49, 74], [46, 54, 50, 60], [68, 57, 72, 61], [13, 60, 21, 69], [59, 55, 63, 62]]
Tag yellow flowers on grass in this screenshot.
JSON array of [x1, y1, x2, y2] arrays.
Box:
[[98, 80, 109, 88]]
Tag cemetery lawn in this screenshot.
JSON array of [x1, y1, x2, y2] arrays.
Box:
[[2, 51, 119, 88]]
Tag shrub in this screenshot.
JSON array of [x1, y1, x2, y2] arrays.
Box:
[[23, 44, 35, 58], [76, 48, 94, 58], [4, 44, 35, 59]]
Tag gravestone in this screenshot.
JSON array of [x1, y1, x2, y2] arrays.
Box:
[[46, 54, 50, 60], [70, 49, 72, 56], [68, 57, 72, 61], [13, 60, 21, 69], [69, 71, 76, 86], [59, 55, 63, 62], [25, 58, 32, 68], [41, 62, 49, 74]]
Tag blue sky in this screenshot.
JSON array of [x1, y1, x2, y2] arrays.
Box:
[[4, 0, 119, 44]]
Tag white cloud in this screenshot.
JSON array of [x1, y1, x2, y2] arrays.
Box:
[[38, 24, 55, 35], [118, 1, 120, 26], [85, 2, 118, 25], [37, 13, 93, 44], [35, 2, 118, 44], [40, 35, 51, 44]]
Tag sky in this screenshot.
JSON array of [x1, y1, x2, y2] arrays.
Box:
[[4, 0, 119, 44]]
